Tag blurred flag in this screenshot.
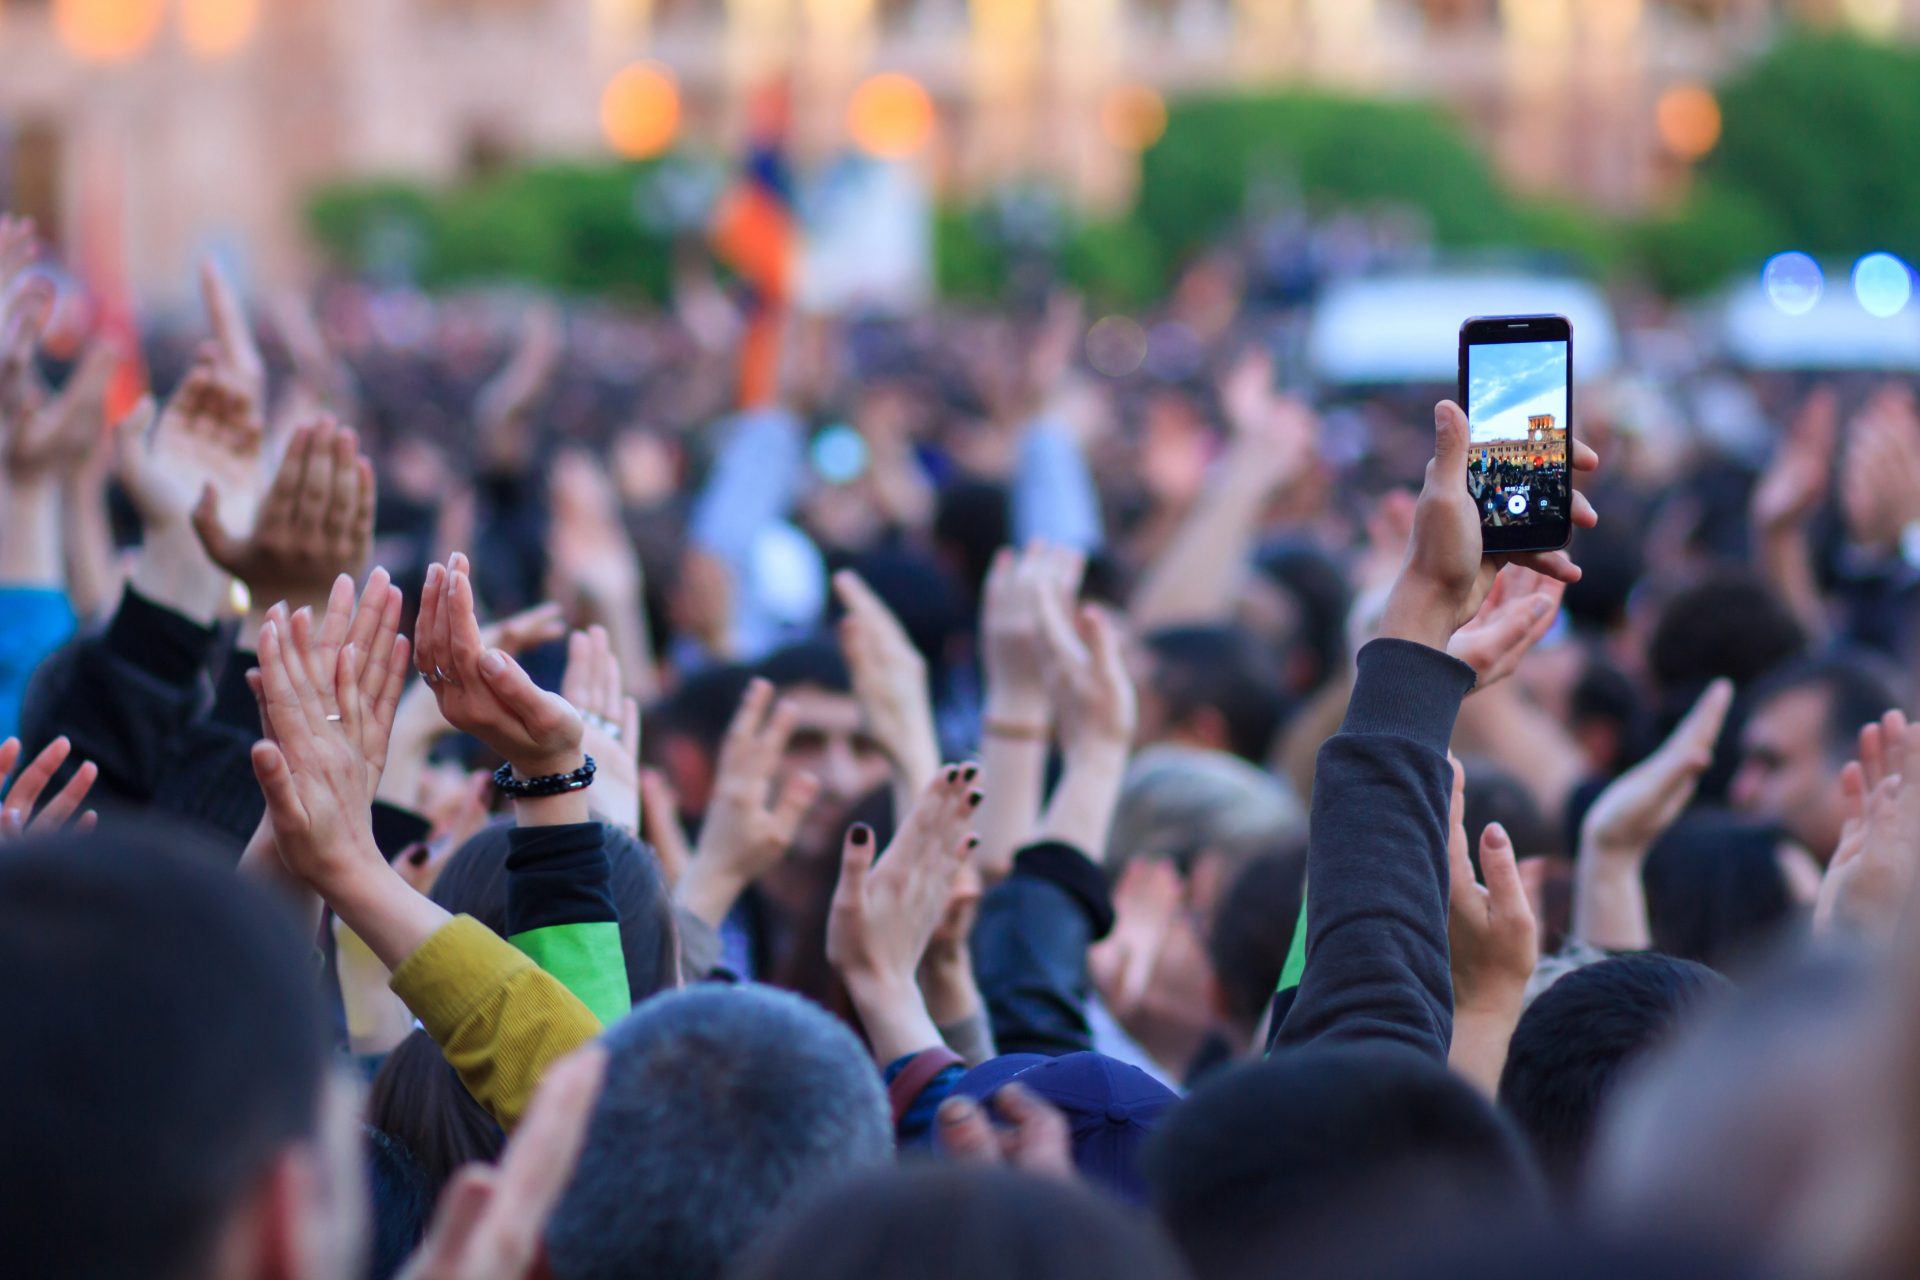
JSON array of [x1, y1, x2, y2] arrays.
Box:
[[77, 149, 146, 422], [709, 81, 795, 409]]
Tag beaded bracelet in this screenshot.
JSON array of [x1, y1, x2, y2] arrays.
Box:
[[492, 755, 597, 799]]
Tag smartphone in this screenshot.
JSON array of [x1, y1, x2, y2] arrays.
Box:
[[1458, 314, 1574, 554]]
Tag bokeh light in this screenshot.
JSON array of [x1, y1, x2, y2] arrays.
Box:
[[848, 73, 935, 160], [1100, 84, 1168, 153], [180, 0, 258, 60], [53, 0, 165, 63], [1654, 83, 1720, 161], [600, 62, 681, 160], [1086, 315, 1147, 379], [1852, 252, 1913, 318], [1762, 252, 1823, 316], [1842, 0, 1901, 36]]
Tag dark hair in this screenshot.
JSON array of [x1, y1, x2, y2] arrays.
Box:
[[732, 1165, 1191, 1280], [1460, 755, 1561, 861], [367, 1028, 504, 1202], [931, 480, 1011, 604], [0, 829, 330, 1280], [648, 663, 756, 760], [1498, 954, 1729, 1191], [1643, 812, 1799, 971], [1143, 625, 1293, 764], [1144, 1042, 1542, 1280], [1743, 650, 1903, 765], [1648, 574, 1806, 697], [430, 820, 678, 1002], [364, 1126, 431, 1280], [1205, 850, 1307, 1034], [756, 639, 854, 696], [1253, 541, 1352, 697], [546, 985, 893, 1280]]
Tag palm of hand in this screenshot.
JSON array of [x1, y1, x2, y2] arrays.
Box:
[[439, 679, 581, 770], [148, 391, 264, 529]]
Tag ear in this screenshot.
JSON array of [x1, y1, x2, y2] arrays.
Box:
[[211, 1147, 314, 1280]]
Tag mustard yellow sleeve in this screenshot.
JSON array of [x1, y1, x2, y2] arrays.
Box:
[[389, 914, 603, 1131]]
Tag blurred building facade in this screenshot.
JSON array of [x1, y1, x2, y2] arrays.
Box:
[[0, 0, 1915, 293]]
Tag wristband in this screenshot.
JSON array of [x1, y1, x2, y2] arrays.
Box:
[[983, 718, 1048, 741], [492, 755, 596, 799]]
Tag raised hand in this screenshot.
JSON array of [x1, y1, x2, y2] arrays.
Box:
[[638, 767, 691, 889], [1816, 714, 1920, 938], [673, 678, 821, 928], [1036, 592, 1135, 760], [1446, 757, 1538, 1095], [982, 541, 1084, 727], [1378, 400, 1596, 654], [827, 766, 982, 1062], [0, 736, 98, 838], [4, 340, 115, 487], [1447, 565, 1564, 692], [397, 1045, 606, 1280], [834, 569, 941, 801], [248, 600, 383, 893], [1573, 678, 1734, 951], [476, 302, 561, 469], [194, 418, 374, 614], [199, 255, 266, 411], [116, 363, 265, 536], [1842, 385, 1920, 555], [561, 624, 640, 835], [413, 553, 584, 780], [935, 1084, 1077, 1181], [1219, 347, 1317, 494], [1754, 387, 1836, 534]]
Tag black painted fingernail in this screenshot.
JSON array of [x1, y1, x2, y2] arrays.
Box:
[[967, 835, 981, 849], [968, 790, 984, 808], [945, 765, 959, 784], [961, 764, 978, 782], [407, 846, 428, 867], [850, 825, 871, 846]]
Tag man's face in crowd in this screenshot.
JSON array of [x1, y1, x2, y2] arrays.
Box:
[[1732, 687, 1848, 861], [776, 685, 892, 856]]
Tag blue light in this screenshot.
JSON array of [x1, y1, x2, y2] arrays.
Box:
[[1762, 252, 1823, 316], [1852, 252, 1913, 319]]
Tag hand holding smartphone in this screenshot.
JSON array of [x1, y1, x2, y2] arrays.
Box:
[[1458, 315, 1574, 554]]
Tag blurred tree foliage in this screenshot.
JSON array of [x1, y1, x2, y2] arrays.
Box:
[[1638, 31, 1920, 293], [310, 34, 1920, 305], [307, 162, 673, 299]]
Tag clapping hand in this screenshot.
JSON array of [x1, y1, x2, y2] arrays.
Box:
[[414, 553, 585, 780], [673, 679, 821, 928], [0, 736, 98, 838], [1447, 565, 1564, 692], [827, 766, 982, 1063], [194, 418, 374, 615], [1817, 710, 1920, 938], [1446, 757, 1538, 1095], [561, 624, 640, 835], [834, 569, 941, 800]]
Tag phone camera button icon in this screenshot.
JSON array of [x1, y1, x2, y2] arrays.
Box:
[[1507, 493, 1528, 516]]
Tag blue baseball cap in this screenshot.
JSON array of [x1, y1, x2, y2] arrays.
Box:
[[952, 1051, 1177, 1203]]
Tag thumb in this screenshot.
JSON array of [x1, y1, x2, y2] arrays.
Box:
[[249, 740, 306, 833], [1432, 400, 1470, 479], [191, 484, 240, 570]]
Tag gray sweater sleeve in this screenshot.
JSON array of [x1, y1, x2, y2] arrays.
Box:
[[1273, 637, 1476, 1064]]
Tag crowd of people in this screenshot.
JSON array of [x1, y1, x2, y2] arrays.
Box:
[[8, 200, 1920, 1280]]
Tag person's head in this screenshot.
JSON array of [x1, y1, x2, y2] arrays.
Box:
[[1204, 850, 1307, 1048], [431, 820, 679, 1000], [731, 1164, 1191, 1280], [1731, 654, 1902, 860], [1108, 746, 1305, 896], [1643, 811, 1819, 972], [0, 829, 359, 1280], [1144, 1042, 1542, 1280], [1136, 625, 1293, 764], [544, 984, 893, 1280], [1248, 541, 1352, 697], [366, 1028, 503, 1202], [644, 663, 754, 819], [1648, 574, 1806, 699], [1499, 953, 1730, 1191], [756, 640, 892, 855]]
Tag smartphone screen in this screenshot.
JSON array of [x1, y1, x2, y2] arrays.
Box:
[[1459, 314, 1573, 553]]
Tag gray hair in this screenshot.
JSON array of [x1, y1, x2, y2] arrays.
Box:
[[1107, 745, 1306, 874], [545, 984, 893, 1280]]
